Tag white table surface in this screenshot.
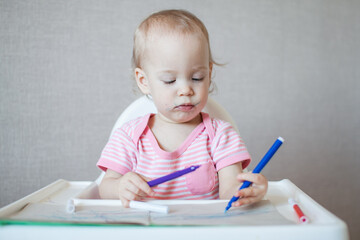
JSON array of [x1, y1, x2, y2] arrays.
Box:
[[0, 179, 349, 240]]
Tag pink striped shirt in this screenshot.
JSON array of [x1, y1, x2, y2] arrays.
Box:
[[97, 112, 251, 200]]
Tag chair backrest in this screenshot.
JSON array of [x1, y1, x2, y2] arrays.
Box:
[[110, 96, 239, 136], [96, 96, 241, 183]]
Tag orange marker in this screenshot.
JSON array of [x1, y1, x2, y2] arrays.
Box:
[[289, 198, 309, 224]]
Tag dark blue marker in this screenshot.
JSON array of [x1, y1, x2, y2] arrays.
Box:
[[224, 137, 284, 213]]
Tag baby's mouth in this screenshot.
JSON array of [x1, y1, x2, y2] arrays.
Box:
[[175, 103, 197, 112]]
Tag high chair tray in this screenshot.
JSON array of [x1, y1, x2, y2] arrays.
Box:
[[0, 179, 349, 240]]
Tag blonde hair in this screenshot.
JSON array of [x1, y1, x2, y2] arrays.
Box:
[[132, 9, 217, 71]]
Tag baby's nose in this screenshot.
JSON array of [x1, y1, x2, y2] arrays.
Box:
[[178, 84, 194, 96]]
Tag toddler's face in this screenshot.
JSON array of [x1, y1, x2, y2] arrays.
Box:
[[137, 32, 212, 124]]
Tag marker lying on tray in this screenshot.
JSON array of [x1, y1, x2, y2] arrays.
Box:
[[67, 166, 200, 214], [288, 198, 309, 224], [67, 198, 169, 214]]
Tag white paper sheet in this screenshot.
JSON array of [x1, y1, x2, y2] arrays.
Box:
[[151, 200, 293, 225], [8, 203, 151, 225], [6, 200, 293, 226]]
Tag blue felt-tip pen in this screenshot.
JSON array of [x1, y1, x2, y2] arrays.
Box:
[[224, 137, 284, 213]]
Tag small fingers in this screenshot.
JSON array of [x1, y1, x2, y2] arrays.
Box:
[[235, 186, 264, 198], [119, 196, 131, 208], [125, 183, 145, 197], [232, 196, 260, 207], [118, 173, 155, 206], [231, 173, 268, 208], [121, 187, 138, 201], [130, 176, 155, 197], [122, 172, 155, 197], [237, 173, 267, 185], [237, 173, 268, 194]]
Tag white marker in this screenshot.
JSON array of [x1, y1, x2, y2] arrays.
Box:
[[67, 199, 168, 214]]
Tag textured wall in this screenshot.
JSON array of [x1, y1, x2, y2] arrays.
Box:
[[0, 0, 359, 238]]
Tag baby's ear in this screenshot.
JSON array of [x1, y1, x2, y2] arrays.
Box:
[[135, 68, 150, 95]]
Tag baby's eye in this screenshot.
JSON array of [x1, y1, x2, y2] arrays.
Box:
[[192, 77, 204, 81], [163, 80, 176, 84]]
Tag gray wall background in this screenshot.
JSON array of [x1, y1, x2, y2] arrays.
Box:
[[1, 0, 359, 238]]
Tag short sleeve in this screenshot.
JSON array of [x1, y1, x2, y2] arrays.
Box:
[[96, 128, 137, 175], [211, 122, 251, 171]]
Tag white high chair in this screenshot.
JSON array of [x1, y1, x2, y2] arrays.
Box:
[[96, 96, 241, 184]]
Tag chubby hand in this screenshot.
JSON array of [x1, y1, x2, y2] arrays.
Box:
[[231, 172, 268, 207], [118, 172, 155, 207]]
